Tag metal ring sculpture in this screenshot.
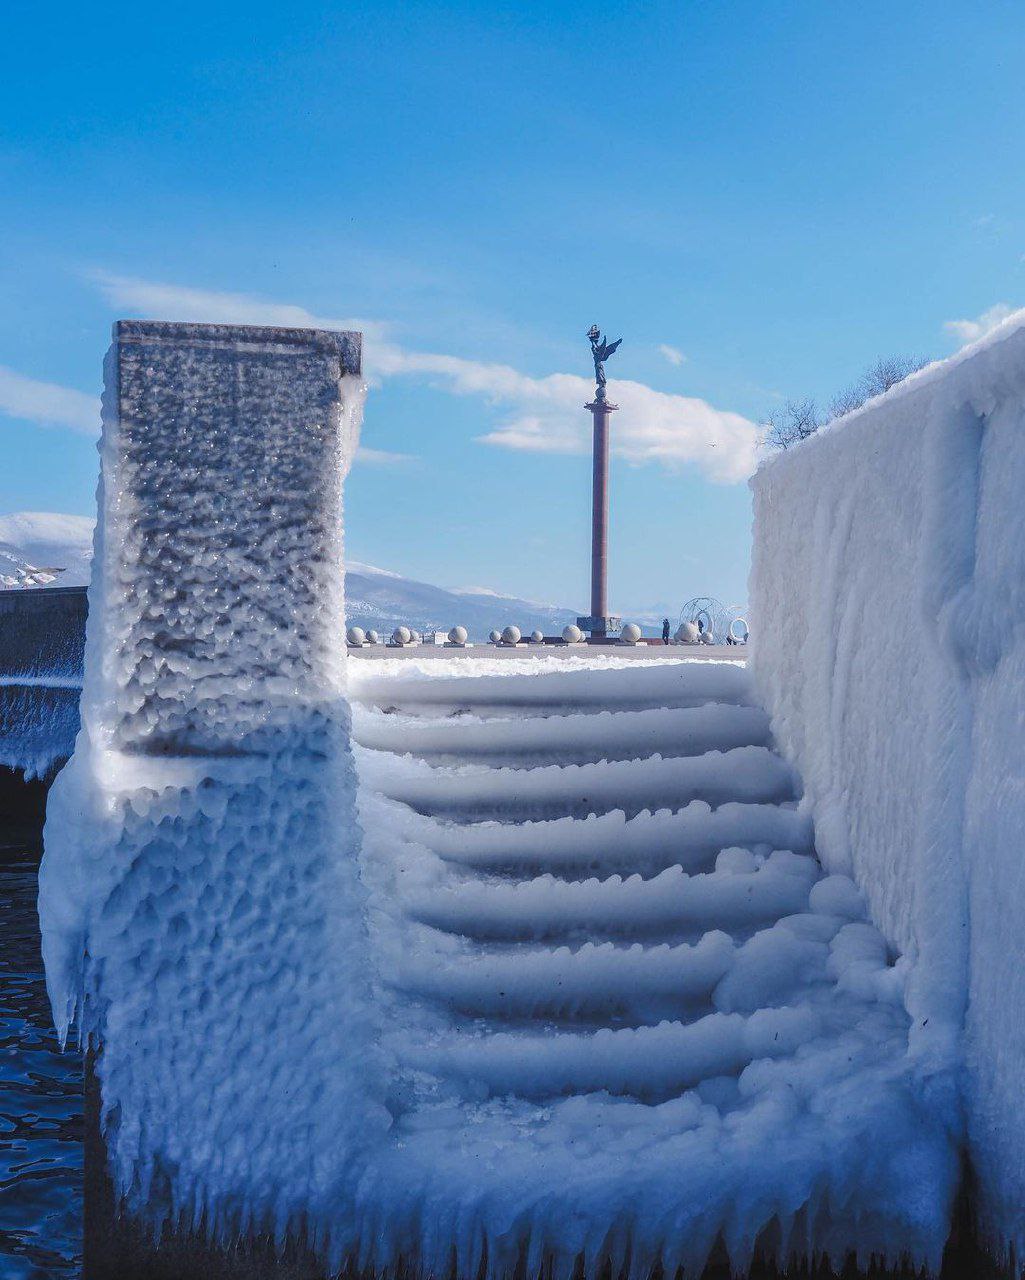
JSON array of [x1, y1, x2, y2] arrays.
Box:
[[678, 597, 750, 645], [729, 616, 749, 643]]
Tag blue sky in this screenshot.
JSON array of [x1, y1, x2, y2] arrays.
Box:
[[2, 1, 1023, 617]]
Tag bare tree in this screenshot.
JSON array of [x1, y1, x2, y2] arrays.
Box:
[[858, 354, 930, 399], [761, 398, 822, 451], [827, 382, 868, 421], [764, 354, 930, 450]]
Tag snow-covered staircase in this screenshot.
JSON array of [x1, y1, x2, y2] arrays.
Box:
[[347, 657, 958, 1277]]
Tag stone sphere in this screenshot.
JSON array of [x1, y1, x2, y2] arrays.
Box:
[[489, 629, 502, 644], [346, 626, 366, 646], [676, 622, 700, 644], [562, 624, 583, 644], [392, 626, 412, 645], [501, 625, 521, 645], [410, 630, 422, 644], [530, 630, 544, 644], [448, 625, 468, 645], [701, 629, 714, 644], [620, 623, 642, 644], [366, 630, 379, 644]]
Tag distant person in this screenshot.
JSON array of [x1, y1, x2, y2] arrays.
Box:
[[662, 618, 670, 645]]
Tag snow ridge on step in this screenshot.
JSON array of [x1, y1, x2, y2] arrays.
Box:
[[350, 656, 755, 715], [401, 1005, 822, 1101], [351, 655, 958, 1277], [356, 744, 797, 821], [352, 701, 772, 765], [359, 792, 814, 877], [393, 933, 737, 1018], [406, 853, 819, 941]]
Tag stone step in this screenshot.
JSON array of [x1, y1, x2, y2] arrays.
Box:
[[352, 701, 772, 766], [396, 1003, 821, 1102], [358, 794, 813, 879], [403, 853, 819, 943], [350, 659, 756, 718], [391, 932, 736, 1019], [356, 745, 798, 823]]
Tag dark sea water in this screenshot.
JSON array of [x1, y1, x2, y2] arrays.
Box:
[[0, 824, 82, 1279]]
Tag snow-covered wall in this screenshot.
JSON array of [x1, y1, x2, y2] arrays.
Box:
[[750, 311, 1025, 1261], [39, 322, 390, 1250]]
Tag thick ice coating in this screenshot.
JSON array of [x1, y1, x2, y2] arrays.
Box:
[[347, 656, 959, 1277], [39, 321, 959, 1277], [750, 307, 1025, 1263], [38, 323, 390, 1251]]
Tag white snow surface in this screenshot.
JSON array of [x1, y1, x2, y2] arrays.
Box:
[[348, 655, 957, 1275], [41, 614, 960, 1275], [750, 306, 1025, 1261]]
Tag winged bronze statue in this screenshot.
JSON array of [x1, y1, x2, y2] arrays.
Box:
[[587, 325, 622, 402]]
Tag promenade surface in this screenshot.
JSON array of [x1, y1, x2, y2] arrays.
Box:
[[349, 644, 746, 662]]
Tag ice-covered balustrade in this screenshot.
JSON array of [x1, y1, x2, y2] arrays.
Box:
[[348, 655, 958, 1277], [0, 587, 85, 779], [750, 309, 1025, 1264], [38, 322, 389, 1255]]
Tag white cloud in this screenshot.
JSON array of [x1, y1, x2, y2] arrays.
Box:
[[87, 269, 392, 343], [473, 372, 758, 483], [658, 343, 686, 367], [944, 303, 1017, 346], [0, 366, 99, 435], [371, 343, 757, 483], [355, 446, 416, 466], [75, 273, 760, 483]]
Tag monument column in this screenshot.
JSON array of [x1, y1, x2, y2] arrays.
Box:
[[587, 395, 617, 626], [577, 325, 622, 641]]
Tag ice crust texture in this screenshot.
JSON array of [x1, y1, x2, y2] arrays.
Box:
[[751, 308, 1025, 1264], [38, 324, 390, 1256], [38, 318, 963, 1278]]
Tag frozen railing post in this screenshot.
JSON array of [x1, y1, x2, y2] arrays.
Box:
[[38, 321, 380, 1279], [98, 320, 361, 760]]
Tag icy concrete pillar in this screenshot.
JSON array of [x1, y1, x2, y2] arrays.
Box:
[[102, 321, 362, 756], [39, 322, 382, 1279]]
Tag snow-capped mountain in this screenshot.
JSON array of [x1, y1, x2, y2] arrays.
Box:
[[0, 512, 94, 588], [0, 512, 578, 640], [345, 560, 579, 640]]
